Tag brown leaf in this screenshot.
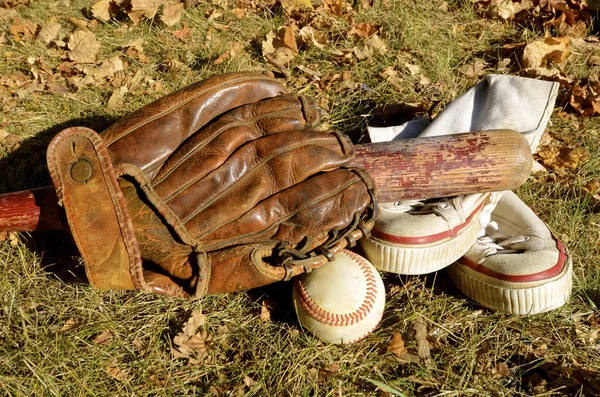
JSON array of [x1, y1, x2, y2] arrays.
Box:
[[522, 37, 570, 69], [387, 333, 408, 357], [68, 30, 100, 63], [46, 81, 70, 95], [570, 81, 600, 117], [459, 60, 486, 78], [161, 1, 184, 26], [92, 56, 124, 80], [319, 363, 339, 380], [353, 34, 387, 60], [36, 21, 61, 44], [172, 22, 192, 40], [536, 143, 588, 176], [404, 63, 420, 76], [414, 316, 431, 365], [0, 129, 22, 153], [107, 86, 128, 111], [380, 66, 403, 92], [298, 26, 327, 49], [128, 0, 165, 25], [488, 0, 533, 20], [349, 22, 379, 40], [262, 28, 297, 68], [67, 17, 91, 30], [492, 362, 510, 378], [91, 0, 113, 21], [93, 328, 115, 345], [9, 18, 38, 41], [106, 365, 129, 381], [232, 8, 245, 18], [172, 310, 211, 361], [60, 317, 79, 332], [260, 300, 271, 322], [280, 0, 313, 14], [279, 25, 298, 53], [182, 310, 206, 336]]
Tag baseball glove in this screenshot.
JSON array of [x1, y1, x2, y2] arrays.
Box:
[[46, 72, 377, 298]]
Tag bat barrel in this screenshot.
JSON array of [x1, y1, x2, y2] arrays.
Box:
[[352, 130, 533, 202]]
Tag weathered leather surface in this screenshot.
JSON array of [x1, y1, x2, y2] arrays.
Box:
[[47, 72, 376, 298], [47, 127, 144, 290]]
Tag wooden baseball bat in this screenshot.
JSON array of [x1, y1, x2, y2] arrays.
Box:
[[0, 129, 532, 233]]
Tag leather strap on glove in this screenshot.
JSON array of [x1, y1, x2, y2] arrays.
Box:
[[47, 72, 377, 298]]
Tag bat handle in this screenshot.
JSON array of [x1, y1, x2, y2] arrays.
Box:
[[0, 187, 64, 232]]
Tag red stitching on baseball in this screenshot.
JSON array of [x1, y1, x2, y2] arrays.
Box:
[[295, 250, 379, 327]]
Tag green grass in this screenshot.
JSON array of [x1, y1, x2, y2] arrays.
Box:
[[1, 0, 599, 395]]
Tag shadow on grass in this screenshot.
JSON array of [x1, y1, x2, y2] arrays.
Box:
[[1, 114, 118, 285]]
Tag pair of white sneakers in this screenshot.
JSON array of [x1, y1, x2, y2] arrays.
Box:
[[361, 190, 572, 315], [362, 75, 572, 315]]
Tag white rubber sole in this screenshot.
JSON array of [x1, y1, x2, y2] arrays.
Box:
[[360, 215, 482, 275], [446, 256, 573, 315]]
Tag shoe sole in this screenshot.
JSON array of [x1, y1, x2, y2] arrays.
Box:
[[447, 254, 573, 315], [360, 212, 482, 275]]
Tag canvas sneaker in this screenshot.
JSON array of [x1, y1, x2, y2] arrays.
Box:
[[361, 192, 503, 275], [446, 190, 572, 315]]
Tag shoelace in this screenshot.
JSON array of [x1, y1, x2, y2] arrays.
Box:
[[392, 198, 460, 224], [470, 221, 530, 264]]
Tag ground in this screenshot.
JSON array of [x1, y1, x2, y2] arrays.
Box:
[[0, 0, 599, 395]]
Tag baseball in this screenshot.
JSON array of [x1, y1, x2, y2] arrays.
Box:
[[292, 249, 386, 344]]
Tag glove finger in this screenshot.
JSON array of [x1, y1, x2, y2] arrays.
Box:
[[155, 130, 355, 242], [151, 94, 322, 191], [103, 72, 287, 178], [200, 168, 374, 250]]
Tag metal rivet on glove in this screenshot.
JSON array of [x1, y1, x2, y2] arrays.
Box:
[[70, 158, 93, 183]]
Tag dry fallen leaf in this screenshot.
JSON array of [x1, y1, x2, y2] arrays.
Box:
[[36, 21, 61, 44], [93, 328, 115, 345], [298, 26, 327, 49], [354, 34, 387, 60], [414, 316, 431, 365], [260, 300, 271, 322], [9, 18, 38, 41], [92, 56, 124, 80], [262, 28, 298, 68], [492, 362, 510, 378], [488, 0, 533, 20], [387, 333, 408, 357], [106, 365, 129, 381], [404, 63, 420, 76], [172, 22, 192, 40], [172, 309, 211, 363], [570, 81, 600, 117], [387, 332, 421, 363], [68, 30, 100, 63], [91, 0, 113, 21], [128, 0, 165, 25], [349, 22, 379, 40], [459, 60, 486, 78], [280, 0, 313, 14], [107, 86, 128, 111], [161, 1, 184, 26], [60, 317, 79, 332], [523, 37, 570, 69], [380, 66, 404, 92], [319, 363, 340, 380], [536, 143, 588, 177]]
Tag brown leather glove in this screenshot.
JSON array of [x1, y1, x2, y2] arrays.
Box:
[[46, 72, 377, 298]]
